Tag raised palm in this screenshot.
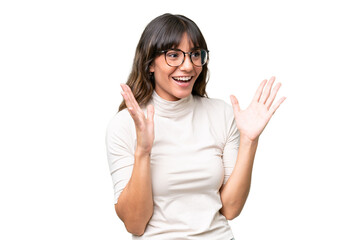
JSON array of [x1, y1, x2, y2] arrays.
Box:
[[120, 84, 154, 155], [230, 76, 286, 141]]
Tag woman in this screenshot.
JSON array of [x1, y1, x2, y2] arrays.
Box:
[[106, 13, 285, 240]]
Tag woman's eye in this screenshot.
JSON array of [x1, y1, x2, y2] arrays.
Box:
[[192, 51, 201, 58], [167, 52, 179, 58]]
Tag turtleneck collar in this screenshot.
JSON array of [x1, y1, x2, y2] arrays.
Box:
[[150, 90, 194, 118]]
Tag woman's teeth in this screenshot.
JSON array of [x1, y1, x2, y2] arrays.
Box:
[[173, 76, 192, 82]]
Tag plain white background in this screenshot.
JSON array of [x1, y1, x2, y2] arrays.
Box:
[[1, 0, 359, 239]]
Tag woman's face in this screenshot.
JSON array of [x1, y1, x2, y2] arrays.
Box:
[[150, 33, 202, 101]]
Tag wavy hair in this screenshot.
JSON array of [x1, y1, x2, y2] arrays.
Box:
[[118, 13, 209, 112]]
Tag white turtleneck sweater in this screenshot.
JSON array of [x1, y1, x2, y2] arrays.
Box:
[[106, 91, 240, 240]]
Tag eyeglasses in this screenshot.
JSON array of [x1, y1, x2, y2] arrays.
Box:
[[159, 48, 209, 67]]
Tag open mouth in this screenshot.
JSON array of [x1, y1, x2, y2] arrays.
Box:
[[172, 76, 192, 83]]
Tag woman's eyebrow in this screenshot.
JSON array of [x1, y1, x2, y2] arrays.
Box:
[[168, 47, 200, 51]]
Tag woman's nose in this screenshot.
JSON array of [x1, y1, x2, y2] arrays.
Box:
[[179, 54, 193, 71]]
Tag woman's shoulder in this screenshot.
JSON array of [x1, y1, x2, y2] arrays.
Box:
[[193, 96, 235, 136], [194, 95, 233, 114], [106, 108, 134, 134]]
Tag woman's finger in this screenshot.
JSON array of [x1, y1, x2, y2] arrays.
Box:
[[252, 79, 267, 103], [120, 84, 144, 125], [265, 82, 281, 110], [230, 95, 241, 112], [120, 88, 133, 110], [146, 104, 155, 122], [123, 84, 141, 112], [269, 96, 286, 116], [259, 76, 275, 104]]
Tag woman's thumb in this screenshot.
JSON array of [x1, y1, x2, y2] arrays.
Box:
[[146, 104, 155, 121]]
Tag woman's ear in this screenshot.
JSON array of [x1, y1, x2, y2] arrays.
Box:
[[149, 62, 154, 73]]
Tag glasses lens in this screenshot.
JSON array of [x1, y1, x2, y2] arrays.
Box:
[[191, 49, 208, 66], [164, 49, 208, 67], [165, 50, 183, 67]]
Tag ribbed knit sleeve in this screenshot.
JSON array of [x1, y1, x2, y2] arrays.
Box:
[[222, 103, 240, 185], [105, 110, 136, 204]]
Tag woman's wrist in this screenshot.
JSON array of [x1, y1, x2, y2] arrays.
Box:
[[135, 148, 152, 159], [239, 135, 259, 146]]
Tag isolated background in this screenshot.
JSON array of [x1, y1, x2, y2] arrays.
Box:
[[1, 0, 359, 239]]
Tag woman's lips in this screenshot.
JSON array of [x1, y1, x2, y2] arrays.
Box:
[[172, 76, 193, 87]]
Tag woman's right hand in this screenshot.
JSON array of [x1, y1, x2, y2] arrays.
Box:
[[120, 84, 155, 156]]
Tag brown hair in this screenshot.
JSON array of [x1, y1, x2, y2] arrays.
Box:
[[118, 13, 209, 112]]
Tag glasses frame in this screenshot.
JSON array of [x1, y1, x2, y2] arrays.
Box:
[[158, 48, 209, 67]]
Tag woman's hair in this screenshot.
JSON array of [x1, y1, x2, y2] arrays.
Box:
[[118, 13, 209, 112]]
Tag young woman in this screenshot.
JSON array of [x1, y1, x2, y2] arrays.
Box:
[[106, 13, 285, 240]]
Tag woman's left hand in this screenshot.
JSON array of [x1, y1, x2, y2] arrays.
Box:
[[230, 76, 286, 142]]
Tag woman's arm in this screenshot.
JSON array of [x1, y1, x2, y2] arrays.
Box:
[[115, 150, 153, 236], [220, 77, 286, 220], [114, 84, 155, 235], [219, 136, 258, 220]]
